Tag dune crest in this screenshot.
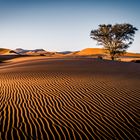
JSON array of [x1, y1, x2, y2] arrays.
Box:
[[76, 48, 106, 55], [0, 48, 11, 55]]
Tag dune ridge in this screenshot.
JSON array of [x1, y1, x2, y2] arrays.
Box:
[[75, 48, 106, 55], [0, 48, 11, 54], [0, 58, 140, 139]]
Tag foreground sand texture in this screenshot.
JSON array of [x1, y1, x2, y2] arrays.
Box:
[[0, 57, 140, 139]]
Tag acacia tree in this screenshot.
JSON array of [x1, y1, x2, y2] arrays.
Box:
[[90, 23, 138, 60]]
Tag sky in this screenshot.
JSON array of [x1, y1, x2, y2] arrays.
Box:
[[0, 0, 140, 52]]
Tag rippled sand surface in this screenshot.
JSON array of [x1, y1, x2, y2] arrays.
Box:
[[0, 57, 140, 140]]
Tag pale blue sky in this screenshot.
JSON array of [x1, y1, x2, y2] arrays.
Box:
[[0, 0, 139, 52]]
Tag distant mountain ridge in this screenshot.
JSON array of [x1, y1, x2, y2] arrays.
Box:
[[14, 48, 46, 54], [0, 48, 140, 58]]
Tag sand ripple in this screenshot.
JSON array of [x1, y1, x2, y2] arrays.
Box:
[[0, 58, 140, 139]]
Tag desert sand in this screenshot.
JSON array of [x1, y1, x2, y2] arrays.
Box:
[[0, 56, 140, 139]]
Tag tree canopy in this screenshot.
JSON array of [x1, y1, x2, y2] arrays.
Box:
[[90, 23, 138, 60]]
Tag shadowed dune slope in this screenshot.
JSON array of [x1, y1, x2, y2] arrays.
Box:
[[0, 58, 140, 140]]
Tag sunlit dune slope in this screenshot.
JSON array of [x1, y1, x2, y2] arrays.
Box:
[[0, 57, 140, 140], [124, 52, 140, 57], [0, 48, 11, 54], [76, 48, 106, 55], [70, 48, 140, 58]]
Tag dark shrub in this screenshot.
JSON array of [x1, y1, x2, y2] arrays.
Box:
[[131, 60, 140, 63]]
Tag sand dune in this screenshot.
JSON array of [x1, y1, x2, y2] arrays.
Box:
[[75, 48, 106, 56], [0, 57, 140, 139], [0, 48, 11, 55], [68, 48, 140, 61]]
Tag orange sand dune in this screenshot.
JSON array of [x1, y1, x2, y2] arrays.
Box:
[[74, 48, 140, 57], [76, 48, 106, 55], [0, 48, 11, 55], [124, 52, 140, 57], [0, 57, 140, 139]]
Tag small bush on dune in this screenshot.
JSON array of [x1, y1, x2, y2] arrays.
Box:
[[97, 56, 103, 60]]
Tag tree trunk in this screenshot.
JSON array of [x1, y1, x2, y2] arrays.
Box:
[[111, 56, 114, 60]]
